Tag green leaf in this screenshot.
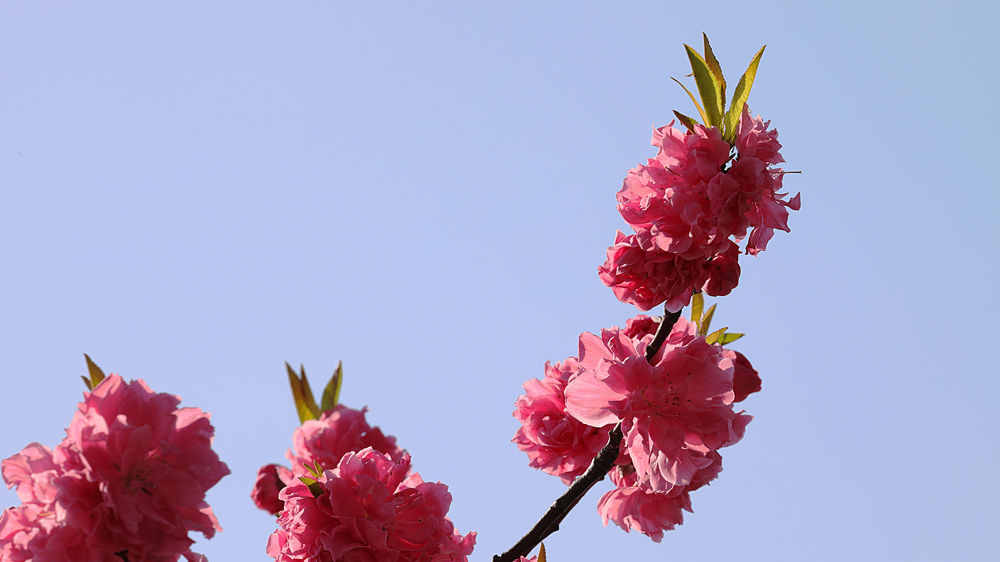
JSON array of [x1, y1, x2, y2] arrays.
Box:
[[298, 476, 326, 498], [672, 110, 699, 134], [286, 362, 318, 424], [685, 44, 723, 129], [699, 304, 717, 336], [286, 362, 306, 422], [80, 376, 92, 390], [702, 34, 726, 110], [320, 361, 343, 413], [297, 364, 321, 420], [300, 460, 323, 478], [718, 332, 745, 344], [690, 293, 704, 329], [671, 77, 707, 125], [723, 45, 765, 143], [704, 327, 728, 345], [83, 354, 105, 390], [538, 543, 547, 562]]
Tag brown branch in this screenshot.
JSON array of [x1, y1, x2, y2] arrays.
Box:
[[645, 308, 681, 361], [493, 304, 683, 562], [492, 425, 623, 562]]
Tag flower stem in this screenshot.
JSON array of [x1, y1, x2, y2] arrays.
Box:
[[645, 308, 682, 361]]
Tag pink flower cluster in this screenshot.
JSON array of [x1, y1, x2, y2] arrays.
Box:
[[255, 404, 475, 561], [513, 315, 760, 541], [600, 108, 800, 311], [252, 405, 405, 516], [512, 358, 614, 485], [0, 375, 230, 562], [265, 448, 476, 562]]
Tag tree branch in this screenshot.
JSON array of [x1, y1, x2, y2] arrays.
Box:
[[645, 308, 682, 361], [492, 425, 623, 562]]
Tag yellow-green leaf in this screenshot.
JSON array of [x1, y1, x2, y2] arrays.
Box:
[[699, 304, 717, 336], [685, 44, 723, 129], [297, 365, 320, 419], [690, 293, 704, 328], [671, 77, 707, 125], [285, 362, 317, 423], [80, 375, 92, 390], [300, 460, 323, 478], [298, 476, 325, 498], [84, 354, 106, 390], [702, 34, 726, 110], [672, 110, 699, 134], [286, 363, 308, 422], [320, 361, 343, 413], [705, 327, 728, 345], [538, 543, 547, 562], [723, 45, 765, 143], [719, 332, 745, 345]]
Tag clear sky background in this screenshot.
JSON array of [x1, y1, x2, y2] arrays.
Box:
[[2, 2, 998, 561]]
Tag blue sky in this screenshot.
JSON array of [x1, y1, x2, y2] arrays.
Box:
[[2, 2, 998, 561]]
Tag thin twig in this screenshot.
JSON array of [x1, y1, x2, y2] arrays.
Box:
[[645, 308, 682, 361], [492, 426, 624, 562]]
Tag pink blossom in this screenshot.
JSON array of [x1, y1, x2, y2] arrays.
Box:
[[597, 452, 723, 542], [732, 351, 762, 403], [603, 112, 798, 309], [253, 405, 403, 516], [524, 318, 758, 539], [0, 504, 45, 562], [266, 448, 475, 562], [288, 405, 404, 476], [621, 315, 659, 340], [700, 240, 741, 297], [0, 505, 115, 562], [252, 464, 294, 516], [731, 107, 801, 255], [734, 107, 784, 167], [55, 375, 229, 560], [565, 320, 750, 490], [598, 231, 706, 312], [1, 374, 229, 562], [2, 443, 61, 506], [597, 476, 688, 543], [616, 123, 735, 261], [513, 359, 614, 484]]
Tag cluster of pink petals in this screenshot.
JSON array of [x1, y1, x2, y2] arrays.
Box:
[[266, 448, 475, 562], [567, 317, 750, 490], [623, 316, 759, 406], [252, 464, 295, 517], [509, 315, 662, 486], [731, 110, 801, 255], [597, 451, 722, 542], [513, 315, 759, 541], [512, 358, 614, 485], [252, 405, 405, 516], [288, 406, 405, 475], [599, 232, 741, 312], [601, 108, 800, 311], [1, 375, 229, 562], [564, 317, 756, 540]]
